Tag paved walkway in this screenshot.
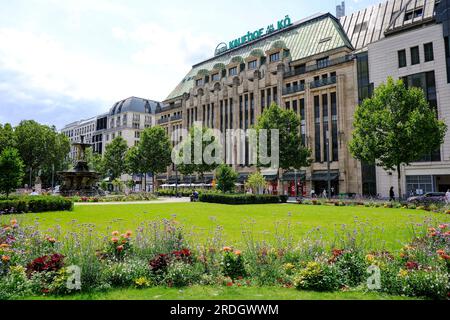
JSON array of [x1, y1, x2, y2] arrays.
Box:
[[74, 197, 191, 206]]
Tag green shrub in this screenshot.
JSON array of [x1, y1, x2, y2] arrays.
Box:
[[222, 249, 246, 280], [199, 193, 283, 205], [381, 265, 449, 299], [294, 262, 341, 291], [333, 251, 368, 287], [100, 260, 150, 287], [164, 261, 202, 287], [0, 196, 73, 214]]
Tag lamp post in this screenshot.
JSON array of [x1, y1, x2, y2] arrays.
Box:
[[175, 164, 179, 198], [326, 130, 331, 200]]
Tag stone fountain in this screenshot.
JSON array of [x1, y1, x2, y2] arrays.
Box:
[[58, 136, 101, 197]]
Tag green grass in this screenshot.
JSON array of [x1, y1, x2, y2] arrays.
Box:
[[24, 286, 419, 300], [4, 202, 449, 250]]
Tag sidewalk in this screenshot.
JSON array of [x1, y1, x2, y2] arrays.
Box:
[[74, 197, 191, 206]]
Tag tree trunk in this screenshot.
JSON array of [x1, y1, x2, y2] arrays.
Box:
[[143, 173, 146, 193], [152, 172, 155, 194], [397, 164, 402, 201]]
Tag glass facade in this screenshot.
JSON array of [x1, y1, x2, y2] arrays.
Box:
[[357, 52, 377, 196], [406, 175, 433, 195]]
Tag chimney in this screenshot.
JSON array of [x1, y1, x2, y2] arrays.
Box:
[[336, 1, 346, 19]]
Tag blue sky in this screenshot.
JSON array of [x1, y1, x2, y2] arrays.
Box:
[[0, 0, 379, 129]]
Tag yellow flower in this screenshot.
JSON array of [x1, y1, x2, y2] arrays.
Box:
[[366, 254, 375, 262], [223, 246, 232, 252], [1, 255, 10, 263], [0, 243, 10, 249], [10, 219, 17, 226], [398, 269, 408, 278]]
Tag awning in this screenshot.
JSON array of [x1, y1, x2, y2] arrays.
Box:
[[263, 174, 278, 181], [167, 177, 180, 184], [311, 171, 340, 182], [238, 173, 249, 183], [282, 171, 306, 181]]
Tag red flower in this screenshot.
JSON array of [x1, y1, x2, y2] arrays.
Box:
[[116, 245, 124, 252], [226, 282, 233, 287], [405, 261, 419, 270]]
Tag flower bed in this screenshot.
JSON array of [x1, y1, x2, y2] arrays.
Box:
[[298, 199, 450, 215], [72, 193, 158, 203], [0, 216, 449, 300], [0, 196, 73, 215]]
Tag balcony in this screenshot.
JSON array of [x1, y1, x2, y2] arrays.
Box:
[[158, 118, 169, 125], [284, 54, 355, 79], [170, 114, 183, 122], [282, 83, 305, 96], [310, 76, 337, 89]]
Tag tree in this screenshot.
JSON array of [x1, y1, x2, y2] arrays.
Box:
[[0, 123, 16, 154], [245, 171, 268, 195], [85, 147, 105, 177], [139, 126, 172, 193], [215, 164, 238, 193], [125, 145, 147, 191], [14, 120, 70, 187], [103, 136, 128, 180], [349, 77, 447, 198], [256, 103, 311, 193], [0, 147, 25, 198], [176, 126, 221, 183]]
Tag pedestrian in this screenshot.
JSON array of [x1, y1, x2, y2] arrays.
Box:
[[389, 187, 395, 202], [446, 189, 450, 205], [322, 189, 327, 199], [310, 189, 316, 199]]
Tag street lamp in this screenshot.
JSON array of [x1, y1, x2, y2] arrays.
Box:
[[175, 164, 179, 198], [294, 169, 298, 198], [326, 130, 331, 200]]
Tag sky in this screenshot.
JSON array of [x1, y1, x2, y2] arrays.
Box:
[[0, 0, 379, 129]]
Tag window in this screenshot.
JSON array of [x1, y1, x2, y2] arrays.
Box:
[[405, 8, 423, 21], [411, 46, 420, 65], [354, 21, 368, 33], [196, 78, 204, 86], [314, 96, 321, 162], [322, 94, 329, 162], [398, 50, 407, 68], [212, 73, 220, 81], [446, 37, 450, 83], [316, 57, 329, 69], [406, 176, 433, 195], [424, 43, 434, 62], [248, 60, 257, 70], [269, 52, 280, 62], [229, 67, 237, 76], [331, 92, 338, 161], [294, 63, 306, 74]]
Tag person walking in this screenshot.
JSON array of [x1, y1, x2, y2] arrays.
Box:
[[389, 187, 395, 202], [446, 189, 450, 205]]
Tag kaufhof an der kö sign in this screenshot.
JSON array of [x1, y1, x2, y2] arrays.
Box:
[[215, 16, 293, 56]]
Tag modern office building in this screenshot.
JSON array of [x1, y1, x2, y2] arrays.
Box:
[[342, 0, 450, 197]]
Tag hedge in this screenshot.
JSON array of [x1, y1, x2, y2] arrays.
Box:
[[0, 196, 73, 214], [199, 193, 288, 205]]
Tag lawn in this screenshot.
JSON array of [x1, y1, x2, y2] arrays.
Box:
[[4, 202, 449, 251], [25, 286, 418, 300]]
